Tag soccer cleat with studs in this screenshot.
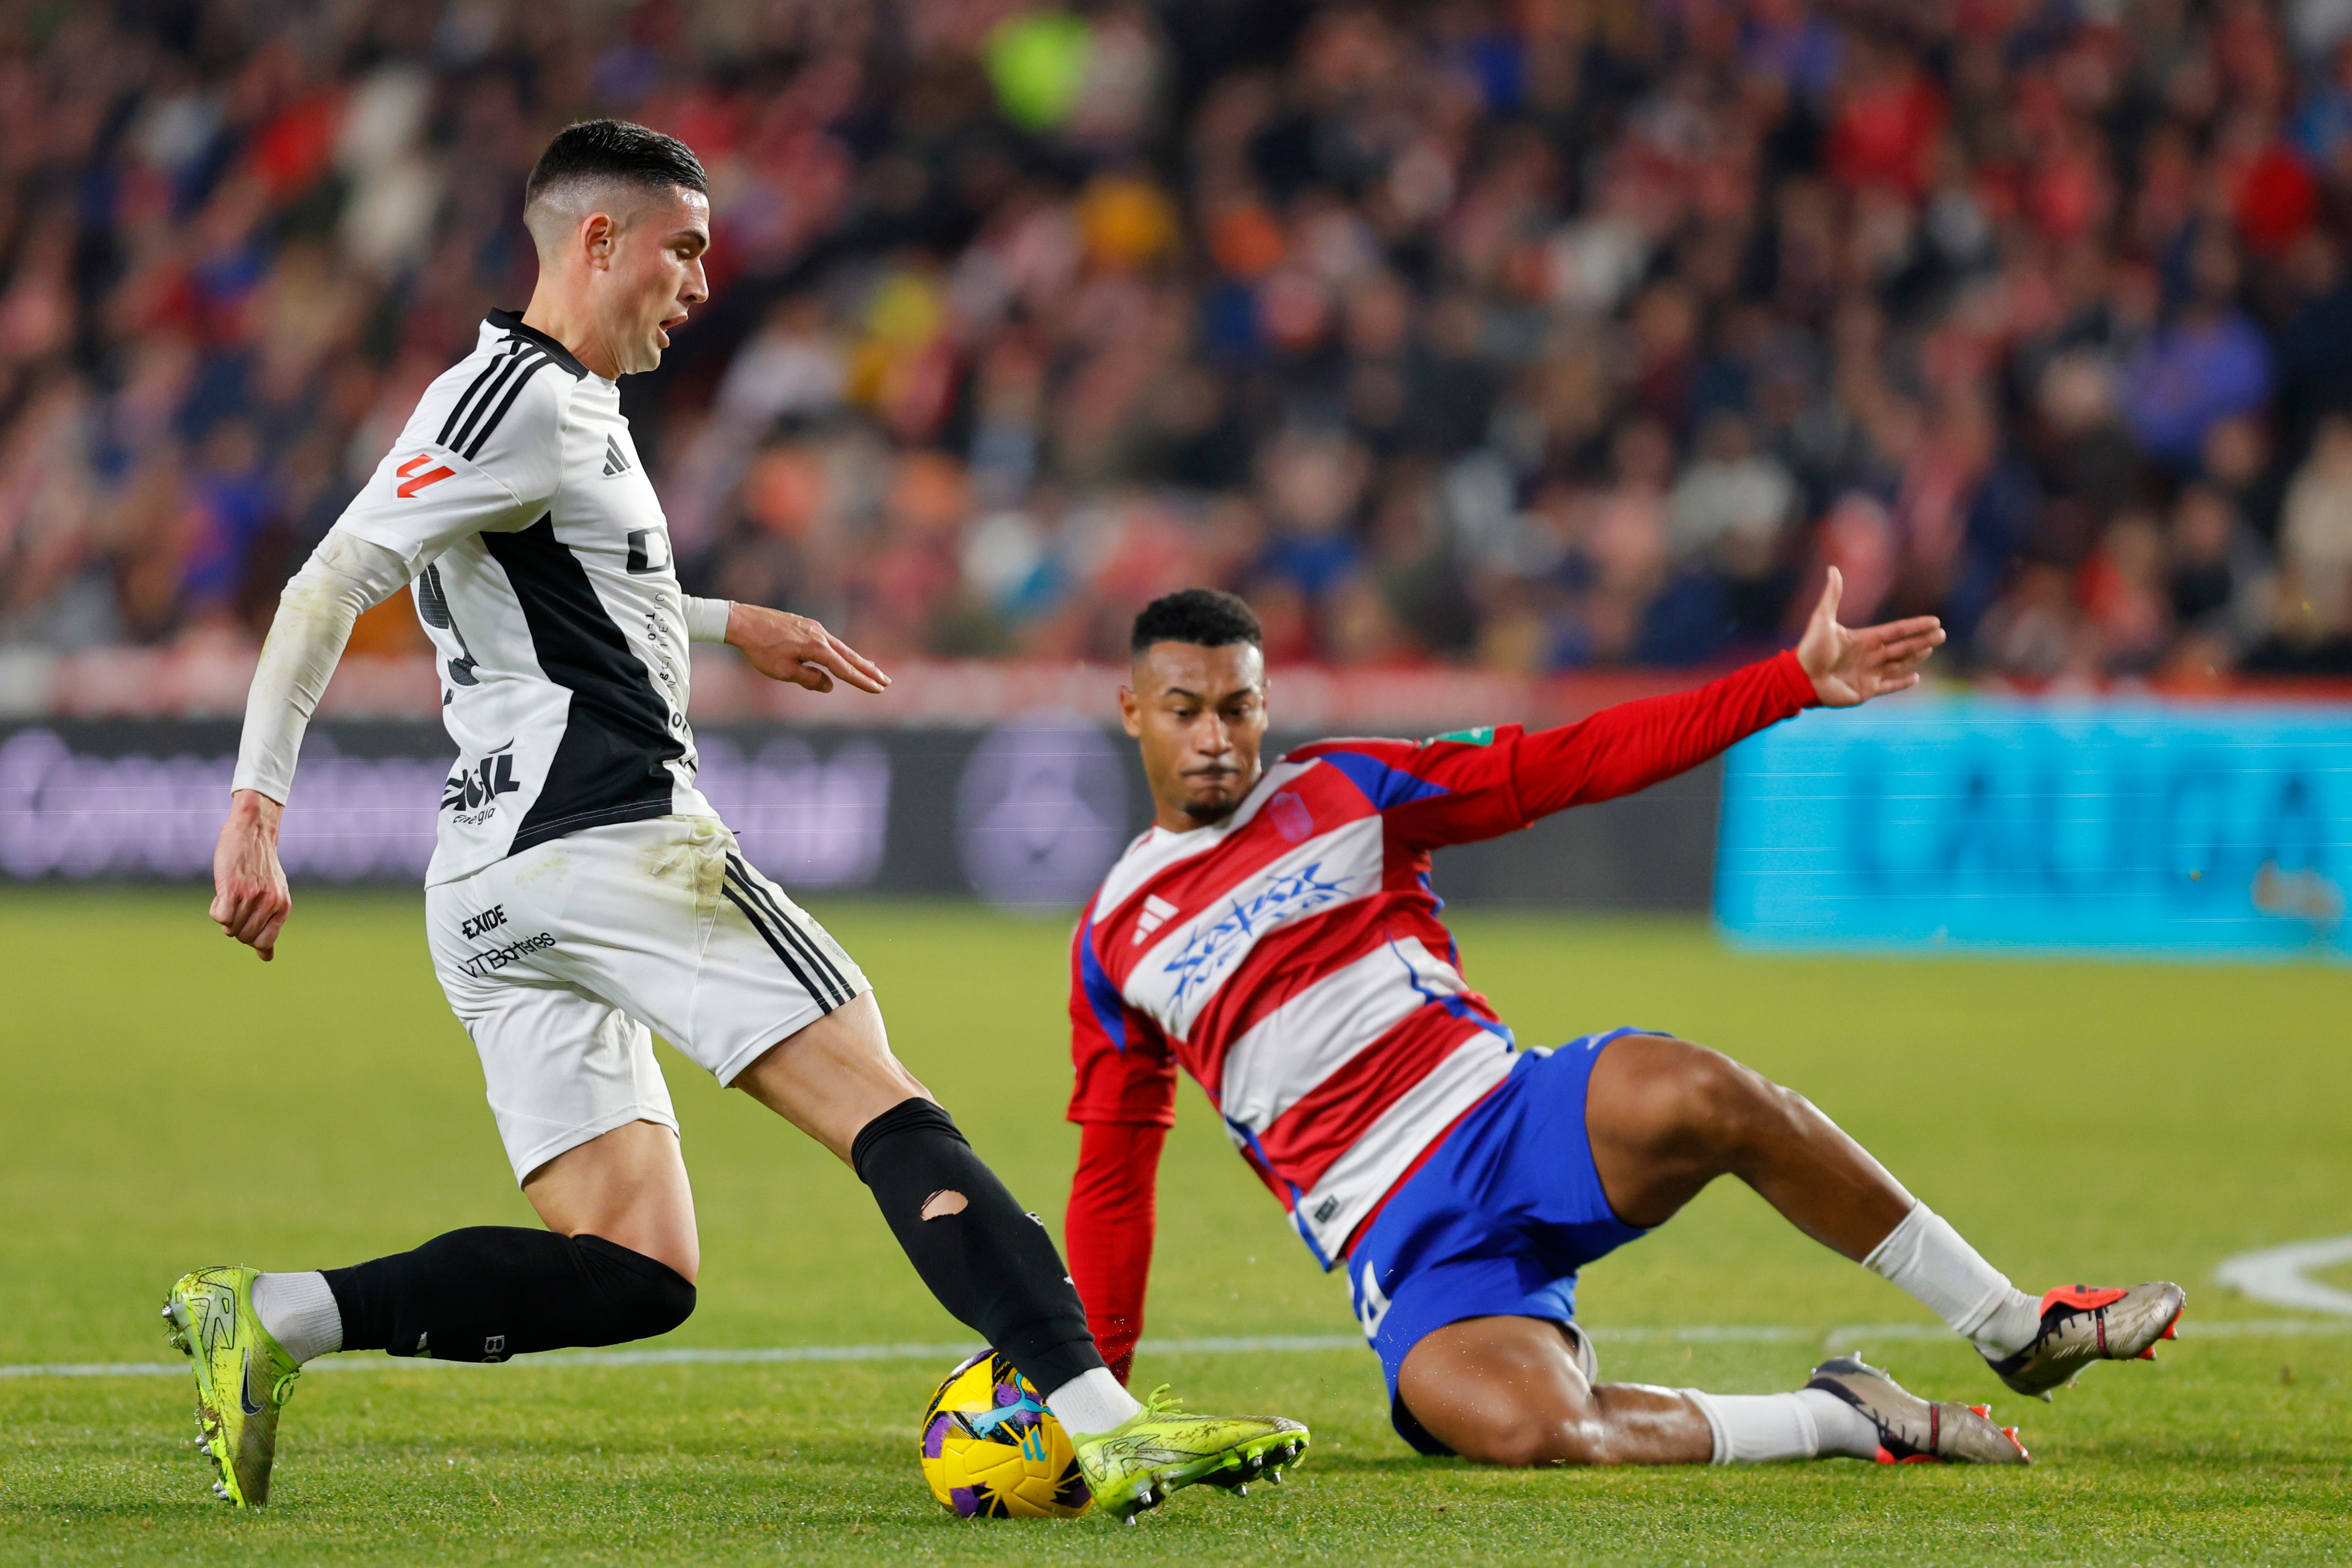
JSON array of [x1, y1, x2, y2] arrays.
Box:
[[1806, 1355, 2030, 1464], [1985, 1282, 2186, 1400], [162, 1267, 304, 1506], [1068, 1385, 1309, 1524]]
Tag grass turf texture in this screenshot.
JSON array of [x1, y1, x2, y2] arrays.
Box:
[[1, 889, 2346, 1565]]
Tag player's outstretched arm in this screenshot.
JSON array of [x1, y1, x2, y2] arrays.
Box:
[[1395, 571, 1946, 843], [722, 603, 891, 695], [1794, 565, 1946, 707]]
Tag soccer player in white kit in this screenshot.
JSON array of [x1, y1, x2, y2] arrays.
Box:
[[177, 120, 1305, 1519]]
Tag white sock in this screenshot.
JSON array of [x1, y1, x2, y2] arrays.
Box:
[[1795, 1387, 1884, 1458], [1682, 1390, 1819, 1463], [1863, 1201, 2043, 1359], [251, 1271, 342, 1363], [1045, 1367, 1144, 1436]]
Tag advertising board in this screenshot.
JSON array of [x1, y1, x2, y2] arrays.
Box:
[[0, 720, 1721, 912], [1716, 702, 2351, 960]]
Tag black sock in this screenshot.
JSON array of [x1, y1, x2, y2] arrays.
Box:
[[852, 1098, 1104, 1396], [322, 1227, 694, 1362]]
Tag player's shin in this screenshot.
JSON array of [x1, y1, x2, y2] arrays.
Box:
[[1863, 1201, 2042, 1359], [1682, 1389, 1880, 1462], [851, 1097, 1142, 1434], [322, 1226, 694, 1361]]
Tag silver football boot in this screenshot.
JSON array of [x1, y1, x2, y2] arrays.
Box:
[[1985, 1282, 2186, 1400], [1807, 1355, 2030, 1464]]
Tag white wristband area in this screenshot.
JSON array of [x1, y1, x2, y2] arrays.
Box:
[[682, 595, 733, 644]]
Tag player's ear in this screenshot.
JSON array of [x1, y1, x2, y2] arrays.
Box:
[[583, 211, 616, 269], [1118, 684, 1144, 739]]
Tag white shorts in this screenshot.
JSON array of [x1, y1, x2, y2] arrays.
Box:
[[425, 815, 871, 1184]]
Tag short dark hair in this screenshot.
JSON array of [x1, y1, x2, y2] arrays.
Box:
[[1131, 589, 1263, 655], [525, 119, 707, 211]]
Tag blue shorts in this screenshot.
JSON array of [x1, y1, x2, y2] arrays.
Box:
[[1344, 1028, 1653, 1456]]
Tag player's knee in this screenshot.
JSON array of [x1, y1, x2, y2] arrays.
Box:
[[575, 1234, 697, 1342], [606, 1265, 695, 1342], [630, 1266, 696, 1339], [1675, 1045, 1787, 1157]]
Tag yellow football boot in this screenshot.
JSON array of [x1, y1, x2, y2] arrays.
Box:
[[161, 1266, 303, 1505], [1070, 1384, 1309, 1523]]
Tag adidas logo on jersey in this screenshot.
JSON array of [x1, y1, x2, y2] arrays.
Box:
[[601, 434, 632, 476], [1133, 893, 1179, 945]]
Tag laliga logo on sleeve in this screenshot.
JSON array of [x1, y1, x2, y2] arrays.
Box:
[[396, 453, 454, 498]]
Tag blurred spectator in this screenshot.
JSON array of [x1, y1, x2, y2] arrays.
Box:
[[2165, 482, 2277, 669], [1978, 562, 2091, 683], [2259, 410, 2352, 666], [2, 0, 2352, 688], [2078, 514, 2174, 675], [1668, 411, 1797, 568], [2122, 236, 2273, 468]]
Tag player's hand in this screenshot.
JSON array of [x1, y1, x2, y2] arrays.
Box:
[[725, 603, 891, 695], [210, 789, 292, 962], [1795, 566, 1947, 708]]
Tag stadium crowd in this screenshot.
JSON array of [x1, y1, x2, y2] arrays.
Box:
[[6, 0, 2352, 679]]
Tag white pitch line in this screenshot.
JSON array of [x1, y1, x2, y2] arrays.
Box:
[[3, 1318, 2344, 1382], [2215, 1234, 2352, 1317]]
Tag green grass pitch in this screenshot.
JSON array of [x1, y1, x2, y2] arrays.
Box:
[[2, 888, 2347, 1564]]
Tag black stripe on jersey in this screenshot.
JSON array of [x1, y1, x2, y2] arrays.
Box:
[[486, 309, 589, 379], [725, 854, 851, 1007], [719, 885, 835, 1013], [461, 352, 560, 460], [483, 515, 685, 856], [451, 349, 551, 459], [436, 339, 527, 447]]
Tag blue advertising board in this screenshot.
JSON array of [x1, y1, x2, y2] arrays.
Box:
[[1715, 700, 2352, 961]]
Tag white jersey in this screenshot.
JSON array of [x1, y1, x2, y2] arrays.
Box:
[[335, 311, 712, 885]]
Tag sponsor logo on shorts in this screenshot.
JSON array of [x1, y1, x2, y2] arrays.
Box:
[[459, 931, 556, 977], [460, 904, 507, 941]]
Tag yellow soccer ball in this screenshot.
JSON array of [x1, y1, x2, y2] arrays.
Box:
[[918, 1350, 1092, 1519]]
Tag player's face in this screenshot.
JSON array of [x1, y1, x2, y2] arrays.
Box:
[[594, 189, 710, 376], [1122, 642, 1269, 831]]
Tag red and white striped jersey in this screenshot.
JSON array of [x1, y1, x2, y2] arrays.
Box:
[[1065, 651, 1819, 1268]]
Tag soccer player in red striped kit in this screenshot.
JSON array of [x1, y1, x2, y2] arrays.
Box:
[[1061, 583, 2184, 1467]]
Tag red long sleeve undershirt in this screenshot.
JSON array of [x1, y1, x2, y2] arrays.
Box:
[[1505, 649, 1818, 824], [1065, 1121, 1166, 1385], [1063, 652, 1818, 1380]]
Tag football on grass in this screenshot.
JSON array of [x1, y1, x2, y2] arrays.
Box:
[[918, 1350, 1092, 1518]]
